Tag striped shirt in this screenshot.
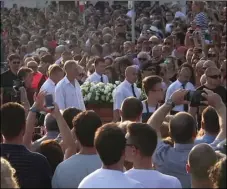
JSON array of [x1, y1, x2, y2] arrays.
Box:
[[194, 12, 208, 31], [0, 144, 52, 188]]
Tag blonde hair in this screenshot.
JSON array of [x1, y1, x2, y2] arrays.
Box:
[[1, 158, 19, 188]]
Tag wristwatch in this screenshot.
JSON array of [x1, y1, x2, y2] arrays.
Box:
[[29, 106, 39, 113], [165, 99, 175, 108]]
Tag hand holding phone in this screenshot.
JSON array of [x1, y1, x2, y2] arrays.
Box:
[[184, 90, 207, 106], [45, 94, 54, 110]]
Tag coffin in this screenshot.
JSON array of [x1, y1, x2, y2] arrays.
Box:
[[86, 103, 113, 123]]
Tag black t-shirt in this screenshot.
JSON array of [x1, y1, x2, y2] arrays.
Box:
[[190, 85, 227, 107]]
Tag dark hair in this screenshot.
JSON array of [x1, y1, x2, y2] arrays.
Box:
[[202, 106, 220, 134], [121, 97, 143, 121], [209, 157, 226, 189], [72, 111, 102, 147], [62, 107, 82, 130], [142, 75, 162, 96], [179, 63, 196, 85], [7, 53, 20, 62], [105, 66, 118, 83], [44, 114, 59, 132], [169, 112, 196, 143], [95, 123, 126, 166], [94, 57, 105, 67], [40, 54, 54, 64], [1, 102, 26, 140], [17, 67, 33, 80], [33, 56, 40, 64], [175, 32, 185, 46], [36, 139, 63, 174], [127, 122, 157, 156]]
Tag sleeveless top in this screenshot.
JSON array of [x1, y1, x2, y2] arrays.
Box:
[[142, 100, 159, 123]]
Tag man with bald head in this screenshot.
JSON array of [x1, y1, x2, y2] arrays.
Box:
[[54, 45, 66, 64], [113, 66, 141, 122], [189, 67, 226, 128], [202, 60, 217, 70], [186, 143, 217, 188], [55, 60, 85, 112]]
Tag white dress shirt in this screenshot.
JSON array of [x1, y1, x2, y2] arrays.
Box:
[[55, 76, 86, 111], [165, 80, 195, 112], [125, 169, 182, 188], [112, 80, 141, 110], [40, 78, 56, 99], [85, 72, 109, 84], [78, 168, 143, 188]]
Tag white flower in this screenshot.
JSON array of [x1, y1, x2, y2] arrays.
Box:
[[115, 81, 120, 85], [101, 95, 105, 101], [95, 96, 99, 101], [87, 93, 92, 100]]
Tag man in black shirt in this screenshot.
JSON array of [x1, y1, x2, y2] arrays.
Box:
[[189, 67, 226, 129], [1, 54, 21, 103], [0, 102, 52, 188]]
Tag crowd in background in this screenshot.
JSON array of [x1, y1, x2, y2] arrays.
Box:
[[0, 1, 226, 189]]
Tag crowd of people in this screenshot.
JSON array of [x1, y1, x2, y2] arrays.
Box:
[[1, 1, 227, 188]]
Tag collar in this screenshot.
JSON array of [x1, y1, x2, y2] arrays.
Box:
[[176, 79, 187, 86], [47, 78, 55, 86], [124, 79, 134, 87], [174, 143, 194, 150], [1, 143, 27, 151], [63, 76, 73, 84], [94, 72, 102, 77]]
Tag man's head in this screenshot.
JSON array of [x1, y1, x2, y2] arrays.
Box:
[[64, 60, 81, 80], [48, 64, 64, 84], [91, 44, 103, 57], [201, 106, 220, 135], [205, 67, 221, 87], [125, 122, 157, 163], [143, 76, 164, 102], [94, 123, 126, 166], [137, 52, 150, 67], [152, 45, 162, 58], [125, 66, 138, 84], [120, 97, 143, 122], [39, 54, 54, 75], [17, 67, 33, 88], [72, 111, 102, 148], [44, 113, 59, 133], [1, 102, 26, 141], [123, 41, 133, 54], [55, 45, 66, 60], [169, 112, 197, 143], [187, 143, 217, 181], [94, 57, 106, 75], [7, 54, 21, 74], [203, 60, 217, 70], [62, 107, 82, 130], [178, 67, 192, 84], [61, 51, 72, 64], [195, 60, 205, 76]]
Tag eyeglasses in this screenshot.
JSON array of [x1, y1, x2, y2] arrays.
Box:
[[138, 58, 147, 61], [208, 53, 217, 58], [207, 75, 221, 79], [12, 61, 20, 64]]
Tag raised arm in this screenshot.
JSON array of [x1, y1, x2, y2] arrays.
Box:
[[147, 89, 188, 138], [50, 103, 77, 159]]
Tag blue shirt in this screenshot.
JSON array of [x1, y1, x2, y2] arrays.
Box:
[[153, 141, 194, 188], [195, 134, 216, 144], [0, 144, 52, 188]]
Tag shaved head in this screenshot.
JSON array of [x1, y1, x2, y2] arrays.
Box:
[[125, 66, 137, 77], [205, 67, 220, 76], [196, 60, 205, 69], [188, 143, 217, 179], [125, 66, 138, 84], [203, 60, 216, 69], [64, 60, 77, 72]]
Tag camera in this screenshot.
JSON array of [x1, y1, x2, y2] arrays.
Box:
[[184, 90, 207, 106], [13, 79, 24, 91]]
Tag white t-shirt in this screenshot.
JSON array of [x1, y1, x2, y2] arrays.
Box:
[[125, 169, 182, 188], [78, 168, 144, 188]]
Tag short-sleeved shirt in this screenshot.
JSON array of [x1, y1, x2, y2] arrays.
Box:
[[152, 141, 194, 188], [0, 144, 52, 188]]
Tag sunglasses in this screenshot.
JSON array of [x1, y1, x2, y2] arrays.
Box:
[[207, 75, 221, 79], [138, 58, 147, 61], [208, 53, 217, 58], [12, 61, 20, 64], [164, 42, 171, 45]]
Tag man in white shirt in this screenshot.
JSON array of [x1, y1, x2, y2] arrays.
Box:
[[55, 60, 86, 112], [40, 65, 64, 98], [86, 57, 109, 83], [52, 111, 102, 188], [124, 122, 182, 188], [113, 66, 141, 122], [165, 66, 195, 114], [78, 123, 143, 188]]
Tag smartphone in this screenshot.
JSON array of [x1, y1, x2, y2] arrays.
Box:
[[45, 94, 54, 109], [184, 90, 207, 106]]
